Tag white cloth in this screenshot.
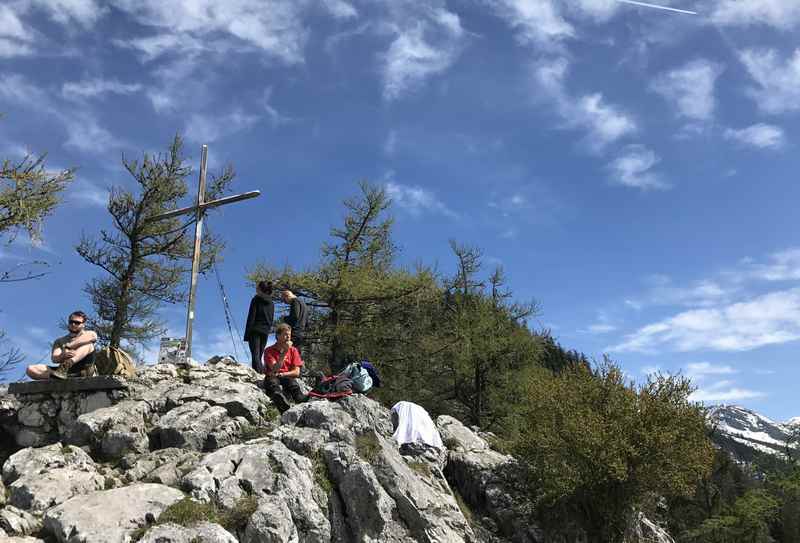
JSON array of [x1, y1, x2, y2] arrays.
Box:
[[391, 401, 444, 449]]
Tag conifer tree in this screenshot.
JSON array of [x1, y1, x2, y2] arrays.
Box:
[[249, 181, 439, 372], [1, 133, 74, 375], [77, 135, 234, 351]]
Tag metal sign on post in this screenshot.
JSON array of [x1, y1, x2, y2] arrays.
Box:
[[147, 144, 260, 363]]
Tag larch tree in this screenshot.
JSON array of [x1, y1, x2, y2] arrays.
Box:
[[1, 134, 75, 377], [77, 135, 234, 352]]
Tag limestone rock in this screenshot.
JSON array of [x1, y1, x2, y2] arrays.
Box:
[[437, 415, 541, 543], [2, 443, 94, 485], [182, 441, 330, 542], [9, 467, 106, 513], [0, 505, 43, 537], [120, 448, 201, 486], [138, 521, 238, 543], [68, 400, 150, 458], [42, 483, 184, 543], [151, 402, 231, 451]]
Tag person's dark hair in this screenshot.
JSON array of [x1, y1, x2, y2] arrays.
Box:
[[69, 311, 88, 323], [257, 280, 273, 295], [275, 322, 292, 336]]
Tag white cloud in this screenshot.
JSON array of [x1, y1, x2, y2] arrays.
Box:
[[685, 361, 737, 379], [320, 0, 357, 19], [641, 365, 661, 375], [486, 0, 574, 46], [650, 59, 723, 122], [588, 323, 617, 334], [567, 0, 619, 21], [110, 0, 312, 65], [384, 130, 398, 156], [533, 58, 637, 151], [610, 288, 800, 353], [262, 87, 291, 126], [382, 7, 465, 100], [185, 110, 260, 143], [608, 144, 668, 190], [739, 48, 800, 114], [62, 79, 143, 100], [689, 380, 765, 402], [750, 248, 800, 281], [26, 0, 107, 28], [0, 38, 33, 57], [1, 73, 124, 154], [724, 124, 786, 150], [385, 181, 457, 218], [63, 116, 125, 153], [69, 178, 109, 208], [711, 0, 800, 30]]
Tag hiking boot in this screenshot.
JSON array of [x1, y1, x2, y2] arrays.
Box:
[[270, 392, 291, 413], [50, 365, 69, 380], [51, 354, 78, 380]]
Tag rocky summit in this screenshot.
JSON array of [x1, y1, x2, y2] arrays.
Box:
[[0, 359, 672, 543]]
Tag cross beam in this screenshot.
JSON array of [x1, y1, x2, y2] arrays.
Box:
[[146, 144, 260, 362]]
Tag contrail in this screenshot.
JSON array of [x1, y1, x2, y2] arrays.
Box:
[[616, 0, 697, 15]]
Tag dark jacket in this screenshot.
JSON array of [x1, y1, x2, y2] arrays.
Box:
[[285, 297, 308, 339], [244, 295, 274, 340]]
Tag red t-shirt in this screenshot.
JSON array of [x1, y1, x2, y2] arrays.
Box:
[[263, 344, 303, 374]]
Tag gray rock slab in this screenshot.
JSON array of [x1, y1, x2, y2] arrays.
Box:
[[8, 377, 127, 396], [3, 443, 94, 485], [9, 468, 106, 513], [68, 400, 150, 458], [183, 441, 330, 541], [0, 505, 43, 537], [152, 402, 231, 451], [120, 448, 201, 486], [42, 483, 184, 543], [138, 522, 238, 543]]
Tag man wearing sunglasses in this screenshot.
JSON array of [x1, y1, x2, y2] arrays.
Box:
[[25, 311, 98, 380]]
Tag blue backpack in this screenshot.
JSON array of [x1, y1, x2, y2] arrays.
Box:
[[343, 362, 373, 393], [360, 360, 381, 388]]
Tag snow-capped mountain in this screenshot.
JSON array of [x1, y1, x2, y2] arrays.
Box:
[[708, 405, 797, 461]]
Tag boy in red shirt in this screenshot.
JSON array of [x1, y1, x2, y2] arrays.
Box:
[[263, 323, 306, 412]]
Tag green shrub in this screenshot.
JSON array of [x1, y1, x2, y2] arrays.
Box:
[[407, 460, 432, 478], [508, 361, 714, 543]]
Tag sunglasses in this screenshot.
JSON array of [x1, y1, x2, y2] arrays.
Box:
[[68, 320, 85, 325]]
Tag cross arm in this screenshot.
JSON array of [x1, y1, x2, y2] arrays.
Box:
[[146, 190, 261, 223]]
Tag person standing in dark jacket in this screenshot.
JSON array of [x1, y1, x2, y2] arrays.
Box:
[[244, 281, 274, 373], [281, 288, 308, 356]]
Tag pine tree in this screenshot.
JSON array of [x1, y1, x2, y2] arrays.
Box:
[[77, 135, 234, 351]]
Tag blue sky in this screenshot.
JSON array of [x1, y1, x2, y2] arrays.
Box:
[[1, 0, 800, 420]]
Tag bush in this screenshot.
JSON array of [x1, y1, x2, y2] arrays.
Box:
[[508, 360, 714, 542], [356, 432, 381, 463]]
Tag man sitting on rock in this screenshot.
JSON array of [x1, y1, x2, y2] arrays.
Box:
[[26, 310, 98, 380], [263, 323, 306, 412]]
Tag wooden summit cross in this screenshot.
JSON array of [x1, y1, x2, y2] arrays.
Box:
[[147, 145, 260, 362]]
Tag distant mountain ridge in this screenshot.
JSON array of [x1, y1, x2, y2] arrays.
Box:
[[708, 404, 798, 462]]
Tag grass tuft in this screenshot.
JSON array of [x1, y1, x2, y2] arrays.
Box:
[[355, 432, 382, 463]]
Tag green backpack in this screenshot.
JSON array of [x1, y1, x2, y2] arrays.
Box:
[[94, 346, 137, 378]]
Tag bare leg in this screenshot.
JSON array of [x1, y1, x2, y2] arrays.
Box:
[[26, 364, 52, 380]]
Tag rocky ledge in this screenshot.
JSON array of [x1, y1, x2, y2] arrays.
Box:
[[0, 359, 672, 542]]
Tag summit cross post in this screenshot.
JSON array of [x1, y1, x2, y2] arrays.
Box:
[[146, 144, 260, 362]]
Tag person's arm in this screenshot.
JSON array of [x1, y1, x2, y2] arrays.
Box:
[[51, 341, 66, 364], [278, 348, 302, 378], [244, 298, 257, 340], [64, 331, 97, 350], [264, 300, 274, 332]]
